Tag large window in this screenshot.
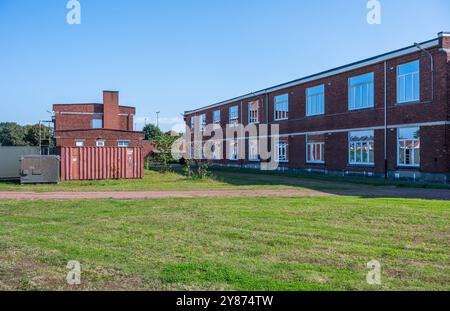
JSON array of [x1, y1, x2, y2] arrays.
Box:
[[275, 142, 288, 162], [274, 94, 289, 121], [348, 72, 374, 110], [306, 85, 325, 116], [248, 139, 259, 161], [348, 130, 374, 165], [200, 114, 206, 131], [397, 127, 420, 167], [397, 60, 420, 103], [229, 106, 239, 127], [211, 141, 222, 160], [248, 101, 260, 124], [306, 134, 325, 164], [96, 140, 105, 148], [213, 110, 221, 124], [92, 115, 103, 129], [229, 141, 238, 160], [190, 117, 195, 130]]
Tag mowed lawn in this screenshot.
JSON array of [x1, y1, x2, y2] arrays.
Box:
[[0, 196, 449, 291], [0, 170, 353, 192]]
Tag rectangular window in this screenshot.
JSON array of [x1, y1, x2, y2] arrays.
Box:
[[306, 134, 325, 164], [306, 85, 325, 116], [348, 72, 374, 110], [275, 142, 288, 162], [75, 140, 85, 147], [348, 130, 374, 165], [229, 106, 239, 127], [248, 101, 260, 124], [211, 141, 222, 160], [248, 139, 259, 161], [397, 60, 420, 103], [213, 110, 221, 124], [92, 115, 103, 129], [229, 141, 238, 160], [96, 140, 105, 147], [190, 117, 195, 130], [118, 141, 129, 147], [397, 127, 420, 167], [274, 94, 289, 121], [200, 114, 206, 131]]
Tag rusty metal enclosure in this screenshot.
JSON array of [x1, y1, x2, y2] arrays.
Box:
[[59, 147, 143, 181], [0, 146, 41, 180], [20, 155, 60, 184]]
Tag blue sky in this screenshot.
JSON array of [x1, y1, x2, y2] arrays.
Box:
[[0, 0, 449, 131]]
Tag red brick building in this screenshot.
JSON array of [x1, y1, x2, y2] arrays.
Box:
[[185, 32, 450, 183], [53, 91, 145, 148]]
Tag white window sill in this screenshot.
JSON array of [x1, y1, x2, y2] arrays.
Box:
[[307, 161, 325, 164]]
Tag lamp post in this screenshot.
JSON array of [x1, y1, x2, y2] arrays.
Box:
[[156, 111, 160, 129]]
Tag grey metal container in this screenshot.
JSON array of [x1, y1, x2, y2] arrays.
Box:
[[20, 155, 60, 184], [0, 146, 41, 180]]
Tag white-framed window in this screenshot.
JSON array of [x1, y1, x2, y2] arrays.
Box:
[[248, 139, 259, 161], [306, 134, 325, 164], [248, 101, 260, 124], [190, 116, 195, 130], [397, 60, 420, 103], [229, 106, 239, 127], [118, 141, 129, 147], [229, 141, 238, 160], [92, 115, 103, 129], [213, 110, 221, 124], [348, 130, 374, 165], [200, 114, 206, 131], [274, 94, 289, 121], [96, 140, 105, 147], [211, 141, 222, 160], [397, 127, 420, 167], [306, 85, 325, 116], [348, 72, 374, 110], [275, 142, 288, 162], [75, 140, 85, 147]]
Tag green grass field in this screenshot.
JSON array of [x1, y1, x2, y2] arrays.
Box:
[[0, 170, 350, 192], [0, 195, 449, 291]]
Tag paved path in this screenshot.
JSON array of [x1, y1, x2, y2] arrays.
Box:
[[0, 189, 331, 200], [0, 187, 449, 200]]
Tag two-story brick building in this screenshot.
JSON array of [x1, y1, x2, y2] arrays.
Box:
[[185, 32, 450, 183]]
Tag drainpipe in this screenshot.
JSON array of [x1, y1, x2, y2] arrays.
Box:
[[384, 61, 388, 180], [414, 42, 434, 102]]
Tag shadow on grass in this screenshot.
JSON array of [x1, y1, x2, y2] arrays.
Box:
[[202, 167, 450, 201]]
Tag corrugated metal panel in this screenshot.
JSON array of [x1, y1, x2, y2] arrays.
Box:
[[59, 147, 143, 181], [0, 147, 41, 179], [20, 155, 60, 184]]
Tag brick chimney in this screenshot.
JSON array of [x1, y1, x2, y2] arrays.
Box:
[[103, 91, 120, 130]]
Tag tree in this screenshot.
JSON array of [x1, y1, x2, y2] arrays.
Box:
[[143, 124, 163, 141], [152, 133, 180, 171], [24, 124, 51, 146], [0, 123, 26, 146]]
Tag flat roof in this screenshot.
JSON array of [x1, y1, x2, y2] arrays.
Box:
[[185, 34, 443, 115]]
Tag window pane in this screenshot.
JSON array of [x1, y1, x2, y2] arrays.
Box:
[[398, 127, 419, 140], [398, 60, 419, 75]]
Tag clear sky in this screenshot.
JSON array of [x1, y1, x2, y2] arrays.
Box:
[[0, 0, 449, 132]]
